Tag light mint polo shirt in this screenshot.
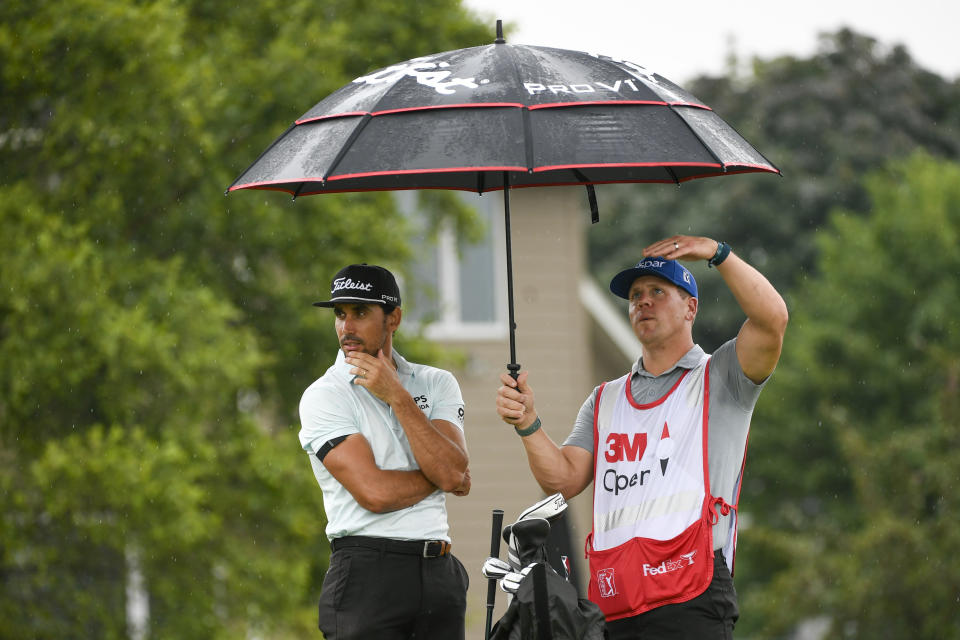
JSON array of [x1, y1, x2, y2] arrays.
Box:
[[299, 349, 465, 542]]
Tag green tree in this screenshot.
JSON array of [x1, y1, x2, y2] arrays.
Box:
[[0, 1, 490, 636], [735, 152, 960, 638], [588, 29, 960, 351]]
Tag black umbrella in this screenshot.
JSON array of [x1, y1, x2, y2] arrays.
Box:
[[228, 21, 779, 376]]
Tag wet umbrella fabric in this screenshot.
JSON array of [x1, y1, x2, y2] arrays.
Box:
[[228, 23, 779, 373], [228, 38, 778, 195]]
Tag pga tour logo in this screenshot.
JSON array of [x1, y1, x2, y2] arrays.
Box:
[[597, 568, 617, 598]]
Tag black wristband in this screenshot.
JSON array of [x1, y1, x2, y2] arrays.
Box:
[[708, 241, 731, 268], [515, 416, 541, 437]]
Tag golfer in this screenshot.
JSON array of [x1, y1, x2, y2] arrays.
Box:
[[496, 235, 788, 638], [299, 263, 471, 639]]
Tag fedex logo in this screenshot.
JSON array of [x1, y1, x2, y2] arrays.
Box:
[[604, 432, 647, 462], [642, 551, 697, 576]]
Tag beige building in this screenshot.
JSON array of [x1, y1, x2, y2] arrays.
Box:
[[409, 186, 639, 639]]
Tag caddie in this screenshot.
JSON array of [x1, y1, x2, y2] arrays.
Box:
[[496, 235, 788, 638]]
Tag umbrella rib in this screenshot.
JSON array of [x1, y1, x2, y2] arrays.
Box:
[[226, 122, 297, 193], [497, 43, 535, 173], [521, 107, 534, 173], [292, 182, 308, 200], [683, 107, 782, 176], [322, 113, 373, 183], [668, 105, 782, 176], [666, 105, 726, 172]]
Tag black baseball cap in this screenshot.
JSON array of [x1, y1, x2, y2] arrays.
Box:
[[313, 264, 402, 308]]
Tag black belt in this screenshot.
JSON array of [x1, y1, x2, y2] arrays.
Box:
[[331, 535, 452, 558]]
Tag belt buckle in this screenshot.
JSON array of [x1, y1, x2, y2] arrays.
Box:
[[423, 540, 445, 557]]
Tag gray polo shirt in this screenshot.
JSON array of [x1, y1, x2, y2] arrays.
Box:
[[564, 339, 766, 550]]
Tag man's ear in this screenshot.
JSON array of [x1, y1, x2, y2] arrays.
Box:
[[687, 297, 698, 322], [387, 307, 402, 332]]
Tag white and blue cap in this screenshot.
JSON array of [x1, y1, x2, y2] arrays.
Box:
[[313, 263, 401, 308], [609, 257, 698, 299]]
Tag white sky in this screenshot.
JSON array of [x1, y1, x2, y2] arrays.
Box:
[[462, 0, 959, 84]]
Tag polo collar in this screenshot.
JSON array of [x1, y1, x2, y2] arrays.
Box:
[[632, 344, 706, 379]]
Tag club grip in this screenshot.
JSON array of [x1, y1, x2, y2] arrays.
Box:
[[484, 509, 505, 640], [489, 509, 505, 557]]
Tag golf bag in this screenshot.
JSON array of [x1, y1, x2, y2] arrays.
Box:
[[486, 496, 607, 640]]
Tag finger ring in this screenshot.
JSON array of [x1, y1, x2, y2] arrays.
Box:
[[673, 241, 679, 250]]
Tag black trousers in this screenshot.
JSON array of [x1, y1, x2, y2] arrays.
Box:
[[318, 539, 469, 639], [605, 550, 740, 640]]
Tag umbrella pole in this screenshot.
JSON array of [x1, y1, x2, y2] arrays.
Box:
[[502, 174, 521, 380]]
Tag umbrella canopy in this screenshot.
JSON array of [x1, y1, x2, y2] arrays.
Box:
[[228, 27, 778, 196], [228, 21, 779, 374]]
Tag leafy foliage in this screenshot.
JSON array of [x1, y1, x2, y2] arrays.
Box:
[[736, 153, 960, 638], [587, 33, 960, 636], [4, 3, 959, 636], [588, 29, 960, 351], [0, 0, 489, 636]]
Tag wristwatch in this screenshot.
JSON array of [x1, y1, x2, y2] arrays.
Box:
[[708, 241, 731, 268]]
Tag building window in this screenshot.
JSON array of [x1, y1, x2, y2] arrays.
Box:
[[400, 192, 506, 341]]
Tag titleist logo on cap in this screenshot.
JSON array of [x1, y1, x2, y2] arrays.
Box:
[[314, 263, 402, 308], [332, 277, 373, 293]]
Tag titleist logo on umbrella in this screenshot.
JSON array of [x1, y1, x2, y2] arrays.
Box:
[[350, 52, 673, 98]]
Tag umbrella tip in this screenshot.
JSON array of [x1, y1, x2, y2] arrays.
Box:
[[495, 19, 505, 44]]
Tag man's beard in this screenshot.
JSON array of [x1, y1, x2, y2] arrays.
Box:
[[339, 319, 389, 357]]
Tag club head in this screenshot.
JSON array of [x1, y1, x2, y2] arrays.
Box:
[[499, 563, 536, 594], [517, 492, 567, 523], [481, 556, 512, 580]]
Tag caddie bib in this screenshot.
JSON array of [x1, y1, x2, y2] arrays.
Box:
[[586, 356, 717, 620]]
